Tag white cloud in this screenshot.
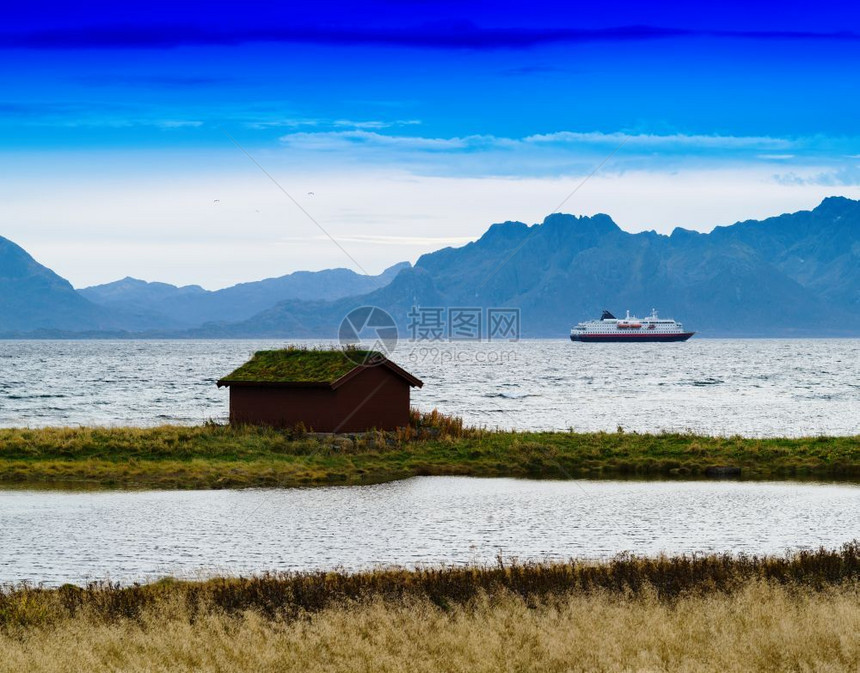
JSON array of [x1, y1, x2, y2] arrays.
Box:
[[3, 155, 858, 290], [251, 118, 421, 130], [279, 129, 800, 153], [275, 128, 860, 180], [332, 119, 421, 129], [279, 129, 497, 151], [248, 118, 322, 129], [155, 120, 204, 129], [523, 131, 795, 150]]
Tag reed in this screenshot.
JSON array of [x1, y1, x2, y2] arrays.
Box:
[[1, 543, 857, 628], [1, 547, 858, 672]]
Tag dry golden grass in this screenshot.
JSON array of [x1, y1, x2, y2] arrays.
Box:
[[1, 547, 856, 670], [0, 582, 857, 672]]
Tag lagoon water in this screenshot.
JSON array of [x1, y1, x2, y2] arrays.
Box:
[[0, 339, 857, 436], [1, 477, 857, 587]]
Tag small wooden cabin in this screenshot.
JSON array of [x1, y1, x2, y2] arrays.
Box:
[[216, 348, 423, 432]]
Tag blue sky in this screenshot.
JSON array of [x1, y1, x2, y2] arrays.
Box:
[[2, 1, 859, 287]]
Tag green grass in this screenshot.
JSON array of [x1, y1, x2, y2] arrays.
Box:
[[218, 346, 383, 384], [0, 411, 857, 489]]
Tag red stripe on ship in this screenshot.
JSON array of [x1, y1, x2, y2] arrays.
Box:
[[574, 333, 695, 338]]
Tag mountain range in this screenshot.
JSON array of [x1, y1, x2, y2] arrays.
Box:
[[2, 196, 858, 338], [78, 262, 409, 329]]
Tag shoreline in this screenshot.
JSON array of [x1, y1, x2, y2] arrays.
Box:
[[1, 421, 857, 490], [3, 542, 857, 603]]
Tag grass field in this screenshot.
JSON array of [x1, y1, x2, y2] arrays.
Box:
[[1, 545, 858, 672], [0, 411, 857, 488]]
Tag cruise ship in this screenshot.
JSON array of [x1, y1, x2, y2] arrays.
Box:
[[570, 309, 694, 342]]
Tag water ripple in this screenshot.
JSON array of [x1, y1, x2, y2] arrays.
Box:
[[0, 477, 856, 587], [0, 339, 857, 436]]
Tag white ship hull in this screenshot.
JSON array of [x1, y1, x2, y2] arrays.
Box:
[[570, 309, 694, 343]]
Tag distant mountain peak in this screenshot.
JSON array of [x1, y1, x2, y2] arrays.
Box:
[[380, 260, 412, 276], [477, 220, 530, 245], [670, 227, 703, 239], [0, 235, 72, 286], [813, 195, 860, 218], [817, 195, 856, 206], [541, 212, 621, 233], [115, 276, 151, 287]]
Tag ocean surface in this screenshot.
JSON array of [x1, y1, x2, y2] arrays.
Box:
[[0, 339, 857, 436], [1, 477, 855, 587]]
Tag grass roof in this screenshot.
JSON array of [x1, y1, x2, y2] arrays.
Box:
[[219, 347, 383, 384]]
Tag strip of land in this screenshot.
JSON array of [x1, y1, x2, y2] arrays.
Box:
[[1, 546, 857, 672], [0, 413, 857, 488]]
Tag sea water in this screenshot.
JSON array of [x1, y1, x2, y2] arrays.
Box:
[[0, 339, 857, 436]]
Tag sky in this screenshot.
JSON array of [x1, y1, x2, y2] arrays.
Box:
[[2, 1, 860, 288]]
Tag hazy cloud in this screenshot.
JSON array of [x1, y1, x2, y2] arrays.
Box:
[[2, 23, 859, 51], [9, 164, 858, 288], [272, 129, 860, 181], [155, 120, 204, 128], [772, 165, 860, 186], [332, 119, 421, 129], [279, 130, 501, 152], [250, 118, 420, 130], [523, 131, 795, 150], [279, 129, 801, 156]]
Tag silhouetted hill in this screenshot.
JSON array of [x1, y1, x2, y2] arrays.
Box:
[[708, 196, 860, 309], [0, 236, 117, 332], [3, 197, 858, 337], [80, 262, 410, 328], [209, 197, 859, 338], [186, 266, 443, 338]]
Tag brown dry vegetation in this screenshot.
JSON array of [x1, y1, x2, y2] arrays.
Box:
[[0, 583, 857, 672], [1, 546, 858, 672]]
